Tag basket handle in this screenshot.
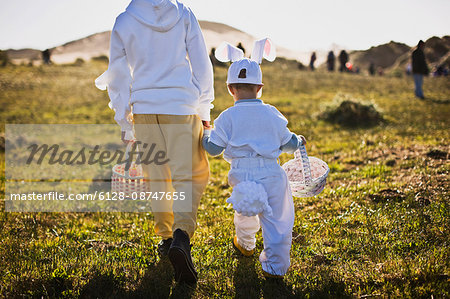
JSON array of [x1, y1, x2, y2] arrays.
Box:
[[294, 143, 312, 186], [124, 140, 137, 179]]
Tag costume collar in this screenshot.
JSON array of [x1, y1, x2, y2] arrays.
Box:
[[234, 99, 263, 105]]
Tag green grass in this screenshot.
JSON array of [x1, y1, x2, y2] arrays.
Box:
[[0, 60, 449, 298]]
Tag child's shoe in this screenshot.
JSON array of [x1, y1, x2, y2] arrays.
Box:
[[233, 236, 254, 257]]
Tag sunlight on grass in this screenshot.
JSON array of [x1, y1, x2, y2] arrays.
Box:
[[0, 61, 449, 297]]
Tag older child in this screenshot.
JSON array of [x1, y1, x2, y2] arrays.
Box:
[[95, 0, 214, 283], [202, 41, 305, 278]]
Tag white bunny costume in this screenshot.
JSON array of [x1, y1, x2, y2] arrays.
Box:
[[203, 39, 296, 276]]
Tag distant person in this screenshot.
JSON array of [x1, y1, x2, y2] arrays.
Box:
[[42, 49, 51, 65], [95, 0, 214, 284], [345, 62, 353, 72], [237, 42, 246, 55], [433, 64, 447, 77], [405, 63, 412, 76], [369, 62, 375, 76], [326, 51, 335, 71], [377, 67, 384, 76], [412, 40, 429, 99], [0, 50, 8, 67], [209, 47, 226, 67], [309, 52, 316, 71], [338, 50, 348, 72]]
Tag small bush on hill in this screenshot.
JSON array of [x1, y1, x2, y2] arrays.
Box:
[[72, 58, 85, 66], [92, 55, 109, 63], [319, 94, 383, 127]]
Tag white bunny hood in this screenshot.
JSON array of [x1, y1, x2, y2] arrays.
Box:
[[126, 0, 182, 32]]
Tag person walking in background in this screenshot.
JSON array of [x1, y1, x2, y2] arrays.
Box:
[[237, 42, 246, 55], [326, 51, 335, 71], [412, 40, 429, 99], [369, 62, 375, 76], [210, 47, 226, 68], [406, 63, 412, 76], [95, 0, 214, 284], [42, 49, 51, 65], [338, 50, 348, 72], [309, 52, 317, 71]]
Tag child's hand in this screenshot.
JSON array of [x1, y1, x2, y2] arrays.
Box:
[[298, 135, 307, 146], [202, 120, 211, 129]]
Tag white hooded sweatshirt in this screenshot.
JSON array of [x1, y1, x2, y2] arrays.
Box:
[[95, 0, 214, 132]]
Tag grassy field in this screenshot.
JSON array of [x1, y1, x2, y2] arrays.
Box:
[[0, 59, 449, 298]]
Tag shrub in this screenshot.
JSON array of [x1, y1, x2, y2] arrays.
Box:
[[92, 55, 109, 63], [72, 58, 85, 66], [319, 94, 383, 127], [391, 68, 404, 78]]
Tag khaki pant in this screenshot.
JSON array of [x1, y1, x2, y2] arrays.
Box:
[[133, 114, 209, 239]]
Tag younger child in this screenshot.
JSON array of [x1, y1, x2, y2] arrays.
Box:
[[202, 42, 306, 278]]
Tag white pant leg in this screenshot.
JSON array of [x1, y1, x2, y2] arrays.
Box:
[[257, 167, 294, 276], [234, 211, 260, 251], [229, 163, 294, 275], [228, 168, 260, 250]]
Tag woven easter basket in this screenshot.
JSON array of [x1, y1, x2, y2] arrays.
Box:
[[282, 144, 329, 198], [111, 141, 149, 197]]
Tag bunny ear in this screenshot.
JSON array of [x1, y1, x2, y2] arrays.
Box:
[[215, 42, 245, 62], [251, 38, 276, 64]]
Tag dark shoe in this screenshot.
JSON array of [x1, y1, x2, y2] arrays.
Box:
[[157, 238, 173, 256], [168, 229, 198, 283]]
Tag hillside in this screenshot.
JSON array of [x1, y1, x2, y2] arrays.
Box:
[[4, 48, 42, 63], [350, 36, 450, 73], [4, 21, 449, 72], [350, 41, 411, 70], [5, 21, 303, 65]]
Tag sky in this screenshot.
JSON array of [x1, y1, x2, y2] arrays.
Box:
[[0, 0, 449, 51]]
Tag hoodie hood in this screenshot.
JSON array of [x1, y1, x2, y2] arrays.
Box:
[[126, 0, 182, 32]]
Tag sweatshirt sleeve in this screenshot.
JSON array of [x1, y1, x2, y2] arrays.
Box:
[[209, 112, 230, 148], [202, 129, 225, 156], [95, 20, 133, 132], [185, 9, 214, 121], [280, 133, 303, 153]]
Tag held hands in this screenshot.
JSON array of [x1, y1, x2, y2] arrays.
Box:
[[202, 120, 211, 129], [122, 122, 210, 144]]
